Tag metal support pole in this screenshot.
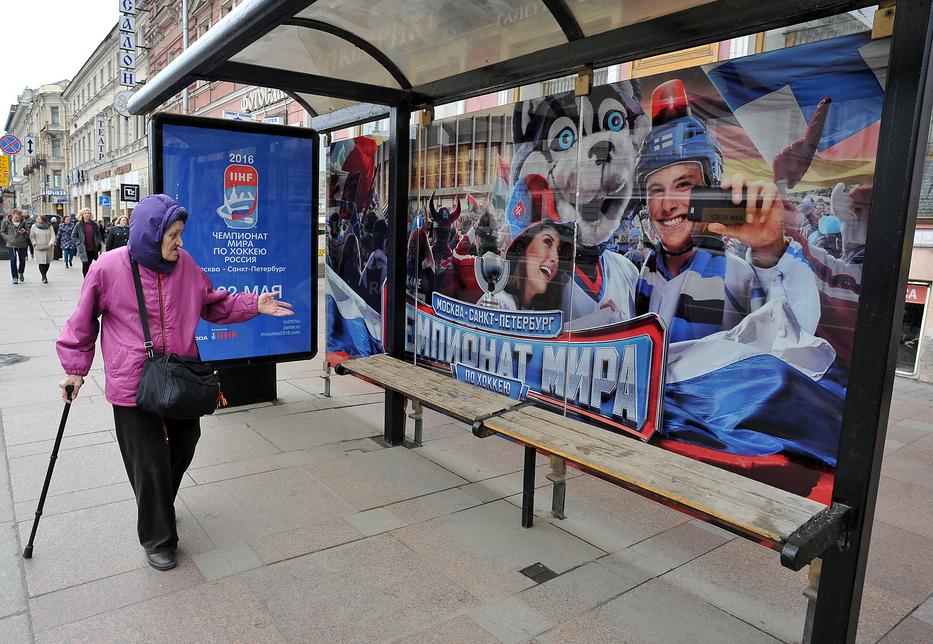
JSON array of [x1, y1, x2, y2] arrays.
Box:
[[546, 455, 566, 519], [811, 2, 933, 641], [181, 0, 189, 114], [383, 96, 411, 446], [521, 446, 536, 528]]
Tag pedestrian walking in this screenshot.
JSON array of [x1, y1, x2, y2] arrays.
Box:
[[1, 208, 30, 284], [50, 216, 63, 261], [29, 214, 57, 283], [56, 194, 293, 571], [71, 208, 103, 277], [25, 212, 36, 259], [105, 215, 130, 251], [57, 213, 78, 268]]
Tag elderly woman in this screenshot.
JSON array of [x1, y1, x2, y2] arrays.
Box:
[[56, 195, 293, 571], [28, 214, 57, 283], [71, 207, 103, 277]]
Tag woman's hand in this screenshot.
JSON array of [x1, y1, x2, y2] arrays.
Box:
[[59, 375, 84, 403], [257, 292, 294, 317]]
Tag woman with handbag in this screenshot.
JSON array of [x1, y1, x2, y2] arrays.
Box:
[[56, 194, 293, 571], [29, 214, 57, 283]]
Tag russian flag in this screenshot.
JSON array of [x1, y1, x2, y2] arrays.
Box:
[[703, 33, 888, 190], [659, 299, 844, 468], [325, 264, 383, 359]]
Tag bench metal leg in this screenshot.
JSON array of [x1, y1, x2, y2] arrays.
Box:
[[408, 399, 423, 447], [522, 446, 536, 528], [546, 456, 566, 520], [321, 361, 332, 398], [801, 559, 821, 644]]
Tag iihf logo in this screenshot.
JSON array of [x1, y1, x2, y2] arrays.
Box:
[[216, 164, 259, 229]]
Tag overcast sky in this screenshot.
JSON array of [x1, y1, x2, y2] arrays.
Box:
[[2, 0, 117, 130]]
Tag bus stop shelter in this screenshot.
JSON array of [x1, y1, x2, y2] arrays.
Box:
[[128, 1, 933, 641]]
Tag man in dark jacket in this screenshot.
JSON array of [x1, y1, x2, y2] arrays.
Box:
[[1, 209, 30, 283]]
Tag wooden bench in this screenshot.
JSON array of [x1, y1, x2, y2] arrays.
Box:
[[337, 353, 850, 571]]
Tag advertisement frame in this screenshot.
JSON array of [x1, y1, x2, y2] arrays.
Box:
[[149, 112, 320, 367]]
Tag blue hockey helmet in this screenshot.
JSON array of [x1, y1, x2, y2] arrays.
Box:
[[818, 214, 843, 235], [635, 79, 724, 192]]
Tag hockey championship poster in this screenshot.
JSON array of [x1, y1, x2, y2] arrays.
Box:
[[326, 32, 888, 502]]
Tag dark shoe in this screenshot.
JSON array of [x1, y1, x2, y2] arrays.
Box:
[[146, 550, 176, 571], [18, 273, 24, 282], [42, 277, 48, 284]]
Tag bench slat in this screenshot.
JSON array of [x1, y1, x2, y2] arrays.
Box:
[[485, 408, 825, 546], [342, 354, 522, 423]]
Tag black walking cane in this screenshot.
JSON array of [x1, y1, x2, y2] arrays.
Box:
[[23, 384, 74, 559]]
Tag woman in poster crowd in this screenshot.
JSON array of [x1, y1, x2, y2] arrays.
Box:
[[72, 207, 103, 277], [57, 213, 78, 268], [28, 214, 57, 284]]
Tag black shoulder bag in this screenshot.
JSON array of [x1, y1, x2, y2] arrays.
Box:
[[131, 259, 222, 419]]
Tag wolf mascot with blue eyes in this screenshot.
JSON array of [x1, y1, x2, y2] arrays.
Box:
[[508, 81, 649, 328]]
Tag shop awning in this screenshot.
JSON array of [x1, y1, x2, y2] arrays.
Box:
[[127, 0, 876, 129]]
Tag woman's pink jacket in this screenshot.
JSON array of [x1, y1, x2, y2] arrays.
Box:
[[56, 247, 259, 406]]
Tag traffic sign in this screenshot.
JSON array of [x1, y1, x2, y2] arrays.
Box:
[[0, 134, 22, 155], [0, 155, 10, 188], [99, 195, 112, 207], [121, 183, 140, 202], [23, 136, 36, 157], [222, 110, 255, 121]]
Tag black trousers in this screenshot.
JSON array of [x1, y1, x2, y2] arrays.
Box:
[[81, 249, 99, 277], [113, 406, 201, 553], [38, 263, 49, 278]]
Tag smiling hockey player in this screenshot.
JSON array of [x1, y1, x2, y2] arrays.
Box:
[[634, 79, 820, 341]]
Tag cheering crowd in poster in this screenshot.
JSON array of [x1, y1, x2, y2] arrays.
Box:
[[326, 33, 886, 500]]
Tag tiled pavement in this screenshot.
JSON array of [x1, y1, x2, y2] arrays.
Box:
[[1, 257, 932, 643]]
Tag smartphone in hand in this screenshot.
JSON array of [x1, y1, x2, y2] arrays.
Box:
[[687, 186, 760, 226]]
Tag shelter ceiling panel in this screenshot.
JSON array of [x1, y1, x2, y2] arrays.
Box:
[[298, 0, 567, 86], [296, 92, 357, 115], [231, 24, 401, 89], [565, 0, 714, 37]]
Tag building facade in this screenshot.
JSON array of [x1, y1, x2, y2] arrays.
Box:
[[63, 19, 150, 223], [4, 82, 70, 218]]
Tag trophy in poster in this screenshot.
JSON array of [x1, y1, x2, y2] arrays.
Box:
[[474, 251, 510, 308]]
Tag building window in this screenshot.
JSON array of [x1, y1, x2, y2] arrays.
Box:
[[51, 138, 61, 158], [53, 170, 62, 188], [50, 106, 60, 125], [197, 21, 211, 39], [220, 1, 233, 17]]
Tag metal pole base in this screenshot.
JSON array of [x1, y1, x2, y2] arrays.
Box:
[[522, 446, 536, 528], [801, 559, 821, 644], [321, 361, 332, 398], [408, 399, 423, 447], [546, 456, 567, 519]]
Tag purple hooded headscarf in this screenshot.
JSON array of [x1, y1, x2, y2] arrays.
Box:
[[128, 194, 189, 273]]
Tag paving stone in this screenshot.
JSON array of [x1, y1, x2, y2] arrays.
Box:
[[29, 556, 204, 633], [188, 422, 281, 469], [273, 380, 314, 404], [0, 374, 102, 405], [392, 614, 499, 644], [0, 451, 12, 525], [178, 465, 356, 546], [239, 533, 478, 642], [2, 397, 115, 446], [415, 432, 546, 482], [0, 613, 30, 642], [874, 476, 933, 540], [248, 517, 363, 565], [34, 577, 284, 643], [537, 578, 780, 643], [186, 454, 282, 485], [345, 507, 407, 536], [467, 595, 556, 643], [251, 403, 384, 452], [310, 445, 468, 510], [393, 499, 605, 601], [661, 538, 808, 643], [384, 488, 483, 525], [856, 582, 921, 644], [0, 523, 26, 618], [884, 438, 906, 454], [13, 480, 135, 523], [5, 429, 114, 460], [519, 561, 643, 624], [865, 522, 933, 604], [601, 520, 733, 580], [508, 474, 688, 553], [879, 616, 933, 643], [880, 447, 933, 490], [459, 463, 558, 504], [8, 441, 129, 503], [192, 542, 263, 581], [914, 593, 933, 626]]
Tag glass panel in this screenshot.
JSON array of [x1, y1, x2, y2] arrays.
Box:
[[897, 301, 925, 374], [295, 92, 357, 116], [299, 0, 566, 85], [232, 25, 400, 88], [565, 0, 713, 37]]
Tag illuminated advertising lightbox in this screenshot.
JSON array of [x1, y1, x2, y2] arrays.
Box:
[[152, 114, 318, 363]]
